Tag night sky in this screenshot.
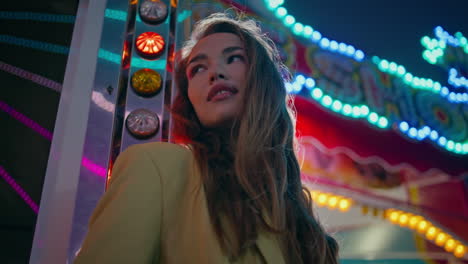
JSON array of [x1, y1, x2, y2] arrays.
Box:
[[283, 0, 468, 81]]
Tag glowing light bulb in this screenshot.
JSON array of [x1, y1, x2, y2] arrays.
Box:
[[435, 233, 448, 246], [339, 43, 347, 53], [317, 193, 328, 207], [135, 32, 165, 59], [355, 50, 364, 61], [389, 211, 400, 223], [445, 239, 456, 252], [311, 88, 323, 99], [293, 23, 304, 35], [378, 117, 388, 128], [305, 78, 315, 88], [328, 196, 338, 208], [408, 216, 422, 229], [296, 75, 305, 84], [284, 15, 295, 26], [397, 65, 406, 75], [417, 220, 429, 233], [322, 95, 332, 106], [398, 214, 409, 226], [360, 105, 369, 116], [342, 104, 352, 115], [380, 60, 389, 70], [275, 7, 287, 18], [338, 199, 351, 212], [438, 137, 447, 146], [320, 38, 330, 48], [425, 226, 439, 240], [404, 73, 413, 83], [368, 113, 379, 123], [454, 245, 466, 258], [399, 122, 409, 132], [303, 25, 313, 37], [352, 106, 361, 117], [409, 128, 418, 138], [346, 45, 355, 56], [332, 101, 343, 111], [312, 31, 322, 42]]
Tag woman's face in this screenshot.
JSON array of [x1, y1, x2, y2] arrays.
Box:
[[186, 32, 248, 128]]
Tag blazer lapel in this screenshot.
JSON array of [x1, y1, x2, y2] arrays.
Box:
[[255, 231, 286, 264]]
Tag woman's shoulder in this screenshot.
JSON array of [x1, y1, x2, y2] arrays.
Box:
[[120, 141, 196, 187], [122, 141, 193, 166], [126, 141, 191, 155]]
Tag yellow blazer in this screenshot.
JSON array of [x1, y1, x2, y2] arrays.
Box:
[[74, 142, 286, 263]]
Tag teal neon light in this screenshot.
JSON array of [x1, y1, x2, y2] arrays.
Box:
[[0, 35, 164, 70], [0, 35, 69, 54], [288, 74, 468, 154], [264, 0, 467, 154], [0, 9, 189, 24], [263, 0, 467, 103], [0, 11, 75, 23]]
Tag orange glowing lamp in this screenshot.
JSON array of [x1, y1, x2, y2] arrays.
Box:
[[135, 32, 165, 59]]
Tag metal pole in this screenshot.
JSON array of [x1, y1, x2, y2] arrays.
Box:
[[29, 0, 108, 263]]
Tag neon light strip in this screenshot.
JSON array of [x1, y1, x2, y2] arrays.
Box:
[[265, 0, 365, 61], [0, 101, 53, 140], [0, 11, 75, 23], [0, 165, 39, 214], [0, 9, 191, 24], [0, 61, 130, 117], [0, 35, 165, 70], [0, 100, 108, 211], [0, 35, 69, 54], [0, 61, 62, 92], [82, 157, 106, 178], [384, 208, 467, 258], [287, 75, 468, 154], [449, 68, 468, 89], [0, 100, 107, 176], [373, 57, 468, 104], [434, 26, 466, 48], [263, 1, 467, 104]]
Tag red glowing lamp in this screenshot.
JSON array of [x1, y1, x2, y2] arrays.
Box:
[[135, 32, 165, 59]]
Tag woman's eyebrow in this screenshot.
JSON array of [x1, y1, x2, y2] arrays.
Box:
[[223, 46, 243, 55], [188, 53, 207, 65], [188, 46, 244, 66]]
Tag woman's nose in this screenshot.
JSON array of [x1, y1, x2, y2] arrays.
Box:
[[209, 65, 227, 84], [210, 72, 226, 83]]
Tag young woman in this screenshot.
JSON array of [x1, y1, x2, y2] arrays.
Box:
[[75, 13, 338, 264]]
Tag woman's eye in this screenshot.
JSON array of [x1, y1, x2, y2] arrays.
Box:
[[190, 65, 205, 77], [227, 55, 244, 64]]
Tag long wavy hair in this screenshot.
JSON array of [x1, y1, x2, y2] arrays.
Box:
[[171, 13, 338, 264]]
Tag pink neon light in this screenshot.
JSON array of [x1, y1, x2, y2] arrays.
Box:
[[82, 157, 107, 178], [0, 101, 107, 176], [0, 60, 62, 92], [1, 100, 109, 213], [0, 101, 53, 140], [0, 165, 39, 214]]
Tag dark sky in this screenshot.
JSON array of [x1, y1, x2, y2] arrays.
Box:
[[283, 0, 468, 80]]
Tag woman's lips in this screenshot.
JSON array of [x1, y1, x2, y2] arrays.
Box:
[[210, 90, 236, 102], [207, 83, 238, 101]]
